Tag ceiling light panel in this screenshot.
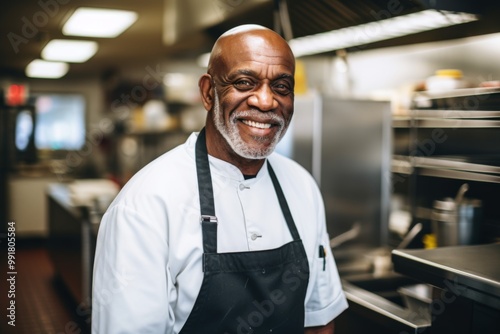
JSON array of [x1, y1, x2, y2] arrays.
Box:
[[289, 10, 478, 57], [25, 60, 69, 79], [42, 39, 98, 63], [63, 7, 138, 38]]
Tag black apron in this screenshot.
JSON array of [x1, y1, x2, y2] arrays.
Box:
[[179, 128, 310, 334]]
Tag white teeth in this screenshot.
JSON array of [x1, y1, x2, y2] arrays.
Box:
[[242, 119, 271, 129]]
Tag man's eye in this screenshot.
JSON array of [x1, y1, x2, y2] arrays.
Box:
[[234, 80, 254, 90], [273, 84, 292, 95]]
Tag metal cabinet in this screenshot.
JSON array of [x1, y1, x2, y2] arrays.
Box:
[[281, 93, 393, 251]]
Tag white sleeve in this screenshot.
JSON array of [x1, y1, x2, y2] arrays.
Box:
[[91, 204, 174, 334], [304, 192, 348, 327]]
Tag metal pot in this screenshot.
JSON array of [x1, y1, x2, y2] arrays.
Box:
[[431, 184, 482, 247]]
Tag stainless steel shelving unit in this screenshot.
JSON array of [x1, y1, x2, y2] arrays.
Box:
[[391, 87, 500, 241], [392, 155, 500, 184]]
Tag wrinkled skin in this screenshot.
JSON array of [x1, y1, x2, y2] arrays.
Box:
[[198, 25, 295, 175]]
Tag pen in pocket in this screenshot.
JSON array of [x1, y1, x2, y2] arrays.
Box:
[[319, 245, 326, 271]]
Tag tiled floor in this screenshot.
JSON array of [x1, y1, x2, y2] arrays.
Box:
[[0, 241, 90, 334]]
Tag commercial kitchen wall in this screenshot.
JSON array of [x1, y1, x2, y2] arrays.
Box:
[[302, 32, 500, 101], [7, 31, 500, 237]]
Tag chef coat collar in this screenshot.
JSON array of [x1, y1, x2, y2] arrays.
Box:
[[185, 132, 270, 184]]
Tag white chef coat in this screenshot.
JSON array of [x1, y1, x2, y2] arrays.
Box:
[[92, 132, 348, 334]]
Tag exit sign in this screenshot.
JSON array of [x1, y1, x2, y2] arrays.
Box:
[[5, 84, 28, 106]]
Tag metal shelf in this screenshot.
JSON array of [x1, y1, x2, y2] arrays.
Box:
[[413, 87, 500, 101], [413, 156, 500, 175], [392, 156, 500, 183], [391, 156, 412, 174], [391, 118, 411, 128], [417, 167, 500, 184], [409, 109, 500, 119], [392, 115, 500, 128], [419, 119, 500, 128], [393, 88, 500, 128]]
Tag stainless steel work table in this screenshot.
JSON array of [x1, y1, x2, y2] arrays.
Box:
[[47, 183, 101, 310], [392, 243, 500, 333]]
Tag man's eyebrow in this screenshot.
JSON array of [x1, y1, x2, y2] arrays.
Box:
[[229, 69, 258, 78], [276, 73, 294, 81]]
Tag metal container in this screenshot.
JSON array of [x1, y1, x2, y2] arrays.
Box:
[[431, 197, 482, 246]]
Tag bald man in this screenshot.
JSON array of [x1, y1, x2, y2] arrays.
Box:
[[92, 25, 347, 334]]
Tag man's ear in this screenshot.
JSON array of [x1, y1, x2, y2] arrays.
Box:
[[199, 74, 214, 112]]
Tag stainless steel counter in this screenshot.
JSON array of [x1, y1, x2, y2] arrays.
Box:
[[392, 243, 500, 310], [47, 183, 81, 217], [46, 183, 102, 309], [392, 243, 500, 333]]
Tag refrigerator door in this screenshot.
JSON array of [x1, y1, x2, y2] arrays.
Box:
[[281, 93, 392, 250]]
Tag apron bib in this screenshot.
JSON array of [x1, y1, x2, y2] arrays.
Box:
[[179, 128, 310, 334]]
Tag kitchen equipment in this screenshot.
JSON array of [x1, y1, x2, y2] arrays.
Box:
[[431, 183, 482, 246], [398, 283, 432, 319], [425, 69, 468, 92], [68, 178, 119, 207]]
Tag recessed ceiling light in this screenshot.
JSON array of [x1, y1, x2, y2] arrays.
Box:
[[62, 7, 138, 38], [25, 59, 69, 79], [42, 39, 98, 63], [289, 10, 478, 57]]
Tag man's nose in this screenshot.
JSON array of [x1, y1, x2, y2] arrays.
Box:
[[247, 84, 278, 111]]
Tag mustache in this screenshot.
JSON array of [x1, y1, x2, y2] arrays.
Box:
[[230, 110, 285, 126]]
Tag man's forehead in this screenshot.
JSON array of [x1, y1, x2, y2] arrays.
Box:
[[222, 31, 288, 54], [219, 36, 294, 71], [208, 26, 295, 75]]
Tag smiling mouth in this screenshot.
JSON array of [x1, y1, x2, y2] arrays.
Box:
[[241, 119, 272, 129]]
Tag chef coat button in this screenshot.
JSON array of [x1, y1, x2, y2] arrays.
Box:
[[239, 183, 248, 191], [251, 233, 261, 241]]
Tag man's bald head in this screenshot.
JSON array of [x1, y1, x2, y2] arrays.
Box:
[[197, 24, 296, 171], [207, 24, 295, 76]]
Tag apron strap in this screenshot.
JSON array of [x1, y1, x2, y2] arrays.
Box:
[[195, 127, 302, 254], [267, 162, 301, 241], [195, 128, 218, 254]]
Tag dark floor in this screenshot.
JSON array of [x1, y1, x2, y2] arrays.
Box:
[[0, 240, 91, 334]]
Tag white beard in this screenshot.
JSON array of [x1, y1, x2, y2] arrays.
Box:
[[212, 88, 287, 159]]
